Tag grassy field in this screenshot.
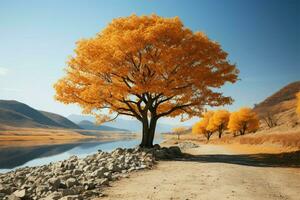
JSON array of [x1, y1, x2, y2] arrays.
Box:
[[164, 126, 300, 153]]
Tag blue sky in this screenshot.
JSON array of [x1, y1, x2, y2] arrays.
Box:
[[0, 0, 299, 126]]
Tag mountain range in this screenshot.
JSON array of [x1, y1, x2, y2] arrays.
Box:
[[68, 114, 174, 133], [0, 100, 80, 129], [0, 100, 174, 133], [0, 100, 134, 132]]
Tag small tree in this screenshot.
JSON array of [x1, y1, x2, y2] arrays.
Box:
[[192, 111, 214, 141], [207, 110, 230, 138], [261, 111, 281, 128], [172, 127, 187, 140], [228, 107, 259, 135]]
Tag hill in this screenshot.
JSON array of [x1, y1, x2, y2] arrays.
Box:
[[253, 81, 300, 128], [0, 100, 79, 129], [78, 120, 129, 132], [68, 114, 174, 133], [40, 111, 80, 129]]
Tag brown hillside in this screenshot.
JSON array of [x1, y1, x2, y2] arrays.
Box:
[[253, 81, 300, 128], [254, 81, 300, 112]]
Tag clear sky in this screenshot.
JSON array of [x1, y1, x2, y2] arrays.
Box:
[[0, 0, 299, 126]]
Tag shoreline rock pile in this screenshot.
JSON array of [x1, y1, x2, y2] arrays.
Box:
[[0, 145, 182, 200]]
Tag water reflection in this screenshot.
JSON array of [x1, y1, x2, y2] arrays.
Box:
[[0, 138, 161, 173]]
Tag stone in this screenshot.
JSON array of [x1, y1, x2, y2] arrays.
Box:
[[73, 169, 82, 176], [107, 163, 116, 172], [36, 185, 49, 194], [65, 178, 78, 188], [103, 171, 112, 180], [0, 184, 13, 194], [153, 149, 169, 159], [59, 188, 76, 196], [98, 178, 109, 186], [82, 165, 91, 172], [91, 167, 107, 177], [43, 191, 63, 200], [49, 177, 61, 189], [168, 146, 182, 156], [83, 181, 95, 190], [59, 195, 83, 200], [7, 194, 21, 200], [13, 189, 26, 198]]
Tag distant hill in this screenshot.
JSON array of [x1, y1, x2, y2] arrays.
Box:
[[68, 114, 174, 133], [253, 81, 300, 128], [0, 100, 80, 129], [40, 111, 81, 129], [78, 120, 129, 132]]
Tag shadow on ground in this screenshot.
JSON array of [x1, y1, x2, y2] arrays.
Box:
[[178, 151, 300, 168]]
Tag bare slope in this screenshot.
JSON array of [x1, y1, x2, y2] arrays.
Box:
[[253, 81, 300, 128]]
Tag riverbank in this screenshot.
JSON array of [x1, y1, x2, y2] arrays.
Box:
[[0, 144, 181, 200]]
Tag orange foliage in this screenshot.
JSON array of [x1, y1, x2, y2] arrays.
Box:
[[228, 107, 259, 135], [207, 110, 230, 138], [192, 111, 214, 140], [296, 92, 300, 115], [54, 14, 238, 147]]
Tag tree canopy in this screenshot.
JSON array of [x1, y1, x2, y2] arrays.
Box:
[[192, 111, 215, 141], [207, 109, 230, 138], [54, 14, 239, 147], [228, 107, 259, 135]]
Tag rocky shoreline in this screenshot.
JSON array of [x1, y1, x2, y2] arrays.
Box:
[[0, 145, 182, 200]]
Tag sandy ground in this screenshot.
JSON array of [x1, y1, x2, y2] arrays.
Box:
[[96, 144, 300, 200]]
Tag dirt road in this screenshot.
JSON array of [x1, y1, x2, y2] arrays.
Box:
[[97, 144, 300, 200]]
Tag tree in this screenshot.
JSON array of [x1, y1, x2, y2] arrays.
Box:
[[261, 111, 281, 128], [228, 107, 259, 135], [297, 92, 300, 116], [172, 127, 187, 140], [207, 110, 230, 138], [54, 15, 239, 148], [192, 111, 215, 141]]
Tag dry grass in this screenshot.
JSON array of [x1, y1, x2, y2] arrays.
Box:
[[163, 127, 300, 153], [211, 129, 300, 151], [0, 126, 138, 148]]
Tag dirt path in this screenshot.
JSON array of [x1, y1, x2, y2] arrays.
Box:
[[96, 144, 300, 200]]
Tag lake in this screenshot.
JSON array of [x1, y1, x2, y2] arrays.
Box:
[[0, 137, 162, 173]]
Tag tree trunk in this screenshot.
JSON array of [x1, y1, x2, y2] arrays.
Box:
[[140, 119, 149, 147], [218, 131, 222, 138], [139, 117, 157, 148], [206, 132, 212, 141], [218, 125, 222, 138]]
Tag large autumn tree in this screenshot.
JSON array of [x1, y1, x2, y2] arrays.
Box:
[[54, 15, 239, 148]]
